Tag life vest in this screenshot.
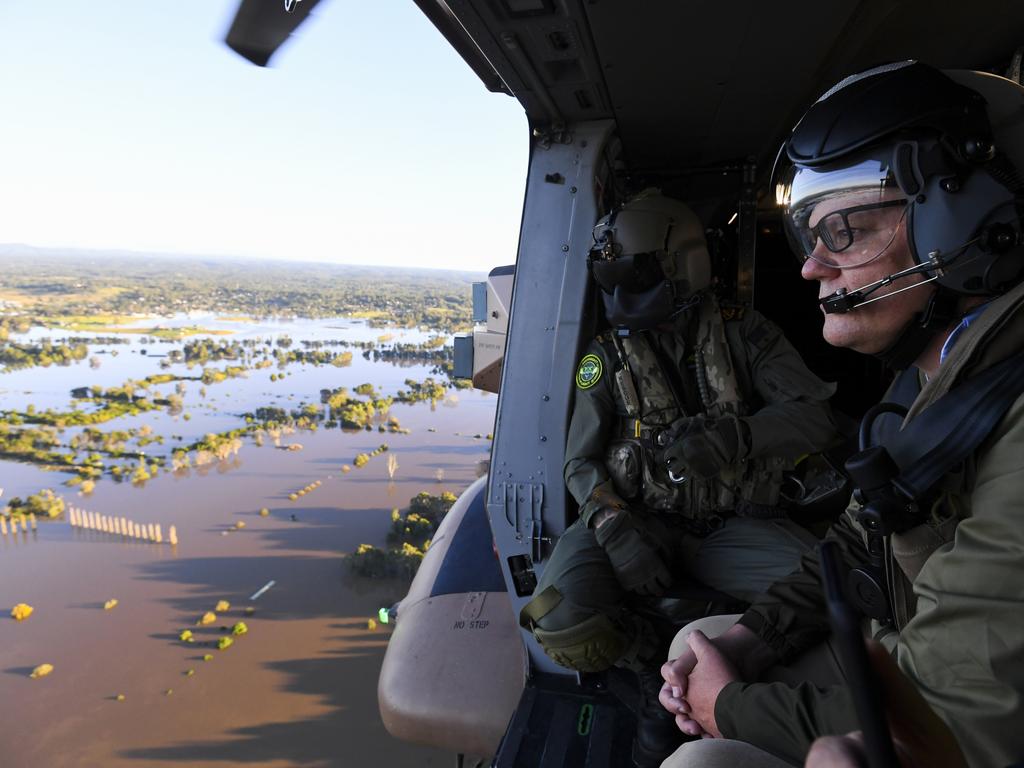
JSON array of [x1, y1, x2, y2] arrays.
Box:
[[601, 293, 790, 522]]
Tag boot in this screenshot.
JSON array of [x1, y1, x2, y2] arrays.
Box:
[[632, 665, 686, 767]]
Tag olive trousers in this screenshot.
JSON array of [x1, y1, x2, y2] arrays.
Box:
[[530, 515, 817, 669]]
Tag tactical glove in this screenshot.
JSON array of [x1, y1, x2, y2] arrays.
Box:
[[593, 510, 672, 596], [663, 416, 745, 481]]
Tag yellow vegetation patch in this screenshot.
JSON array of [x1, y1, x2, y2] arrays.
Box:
[[11, 603, 33, 621], [215, 600, 230, 613], [198, 612, 216, 626], [103, 599, 118, 611], [30, 663, 54, 679]]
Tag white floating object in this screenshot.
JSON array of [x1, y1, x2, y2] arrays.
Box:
[[249, 580, 276, 601]]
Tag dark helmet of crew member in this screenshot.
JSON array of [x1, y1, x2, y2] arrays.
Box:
[[776, 61, 1024, 297], [588, 190, 711, 331]]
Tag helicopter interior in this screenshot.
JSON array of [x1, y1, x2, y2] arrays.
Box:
[[225, 0, 1024, 761]]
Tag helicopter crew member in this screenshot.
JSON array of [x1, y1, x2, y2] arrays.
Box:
[[660, 62, 1024, 768], [519, 191, 840, 766]]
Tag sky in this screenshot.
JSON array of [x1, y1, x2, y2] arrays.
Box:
[[0, 1, 528, 271]]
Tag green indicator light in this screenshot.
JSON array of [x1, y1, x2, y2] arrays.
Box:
[[378, 607, 390, 624], [577, 703, 594, 736]]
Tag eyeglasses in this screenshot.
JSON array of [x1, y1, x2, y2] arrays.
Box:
[[805, 198, 906, 257]]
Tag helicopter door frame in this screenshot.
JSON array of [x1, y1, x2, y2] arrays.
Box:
[[486, 118, 616, 676]]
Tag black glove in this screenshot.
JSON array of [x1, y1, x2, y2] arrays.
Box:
[[593, 510, 672, 596], [663, 416, 744, 481]]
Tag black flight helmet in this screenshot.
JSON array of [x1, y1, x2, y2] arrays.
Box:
[[777, 61, 1024, 301]]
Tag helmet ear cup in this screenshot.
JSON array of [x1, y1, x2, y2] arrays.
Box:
[[981, 222, 1024, 291], [910, 165, 1020, 294]]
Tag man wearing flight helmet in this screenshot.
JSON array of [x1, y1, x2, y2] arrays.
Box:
[[659, 62, 1024, 768], [518, 190, 839, 766]]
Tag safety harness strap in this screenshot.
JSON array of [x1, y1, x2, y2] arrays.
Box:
[[518, 585, 562, 629], [875, 348, 1024, 501]]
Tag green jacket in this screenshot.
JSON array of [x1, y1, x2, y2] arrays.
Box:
[[564, 298, 838, 525], [719, 280, 1024, 767]]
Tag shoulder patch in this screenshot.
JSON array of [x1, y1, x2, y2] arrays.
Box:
[[575, 353, 604, 390]]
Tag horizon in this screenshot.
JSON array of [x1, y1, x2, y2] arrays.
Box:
[[0, 243, 489, 278]]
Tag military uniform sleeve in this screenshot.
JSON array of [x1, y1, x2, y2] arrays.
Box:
[[736, 509, 868, 660], [731, 309, 839, 460], [897, 394, 1024, 768], [716, 680, 858, 765], [563, 340, 621, 526], [711, 512, 869, 761]]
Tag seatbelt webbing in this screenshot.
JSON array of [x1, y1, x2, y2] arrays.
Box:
[[878, 349, 1024, 500]]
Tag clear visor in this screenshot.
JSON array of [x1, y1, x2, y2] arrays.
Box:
[[777, 150, 909, 269]]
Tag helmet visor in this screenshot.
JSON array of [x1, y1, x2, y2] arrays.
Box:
[[590, 251, 666, 294], [778, 150, 909, 269]]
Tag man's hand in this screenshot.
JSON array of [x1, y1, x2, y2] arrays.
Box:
[[677, 631, 738, 737], [593, 509, 671, 596], [805, 641, 967, 768], [660, 623, 777, 737], [663, 416, 745, 480]]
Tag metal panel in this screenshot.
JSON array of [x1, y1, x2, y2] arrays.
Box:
[[472, 281, 488, 323], [487, 119, 615, 676], [453, 334, 474, 379]]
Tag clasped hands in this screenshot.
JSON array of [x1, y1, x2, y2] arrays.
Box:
[[658, 623, 772, 739]]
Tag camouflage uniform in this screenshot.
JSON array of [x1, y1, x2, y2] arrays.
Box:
[[521, 294, 838, 672]]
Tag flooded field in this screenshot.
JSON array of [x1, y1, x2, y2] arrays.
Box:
[[1, 316, 495, 767]]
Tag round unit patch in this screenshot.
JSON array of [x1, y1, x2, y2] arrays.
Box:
[[575, 354, 603, 390]]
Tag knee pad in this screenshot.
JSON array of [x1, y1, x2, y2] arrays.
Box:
[[532, 613, 629, 673]]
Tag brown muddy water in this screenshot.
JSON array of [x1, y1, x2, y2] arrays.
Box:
[[1, 319, 496, 768]]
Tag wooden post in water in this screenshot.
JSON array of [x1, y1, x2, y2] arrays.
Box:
[[168, 525, 178, 546], [155, 524, 163, 543], [147, 523, 155, 541], [120, 517, 128, 537], [1, 516, 8, 536], [29, 513, 37, 531], [20, 515, 28, 533]]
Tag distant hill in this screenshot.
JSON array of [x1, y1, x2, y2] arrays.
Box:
[[0, 246, 488, 331], [0, 244, 486, 282]]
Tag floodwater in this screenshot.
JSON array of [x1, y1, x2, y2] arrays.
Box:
[[0, 317, 496, 767]]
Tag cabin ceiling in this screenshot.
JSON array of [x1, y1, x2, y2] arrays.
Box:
[[431, 0, 1024, 177]]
